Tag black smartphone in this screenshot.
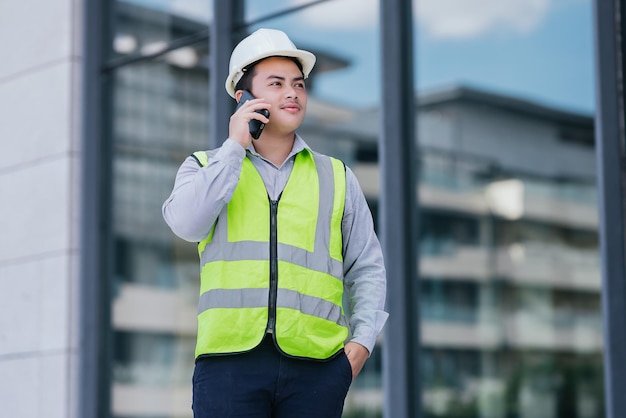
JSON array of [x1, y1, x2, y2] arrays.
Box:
[[236, 90, 270, 140]]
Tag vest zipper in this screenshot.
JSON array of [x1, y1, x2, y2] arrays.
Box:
[[267, 196, 281, 333]]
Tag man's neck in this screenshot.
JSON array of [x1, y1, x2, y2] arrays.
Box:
[[253, 133, 296, 167]]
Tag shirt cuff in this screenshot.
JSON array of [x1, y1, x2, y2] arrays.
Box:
[[348, 310, 389, 355]]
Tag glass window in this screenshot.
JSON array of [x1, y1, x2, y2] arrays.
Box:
[[103, 1, 605, 417], [414, 0, 603, 417], [111, 0, 212, 62], [109, 40, 209, 418]]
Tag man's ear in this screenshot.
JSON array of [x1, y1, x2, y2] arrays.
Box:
[[234, 90, 244, 103]]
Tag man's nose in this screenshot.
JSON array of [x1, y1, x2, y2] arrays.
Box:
[[285, 85, 297, 99]]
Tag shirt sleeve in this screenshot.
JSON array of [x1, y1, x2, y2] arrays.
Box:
[[342, 166, 389, 354], [162, 139, 246, 242]]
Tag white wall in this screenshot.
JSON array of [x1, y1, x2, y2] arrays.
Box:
[[0, 1, 83, 417]]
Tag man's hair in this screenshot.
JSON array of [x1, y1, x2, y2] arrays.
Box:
[[234, 56, 305, 95]]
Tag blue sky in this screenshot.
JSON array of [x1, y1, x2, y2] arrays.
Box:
[[414, 0, 595, 113]]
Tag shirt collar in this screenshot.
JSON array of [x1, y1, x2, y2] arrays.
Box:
[[246, 133, 311, 160]]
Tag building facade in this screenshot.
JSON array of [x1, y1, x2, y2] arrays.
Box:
[[1, 1, 623, 418]]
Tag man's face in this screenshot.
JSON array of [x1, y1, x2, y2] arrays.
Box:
[[249, 56, 307, 135]]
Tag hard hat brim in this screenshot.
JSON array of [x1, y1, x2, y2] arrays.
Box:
[[225, 49, 316, 98]]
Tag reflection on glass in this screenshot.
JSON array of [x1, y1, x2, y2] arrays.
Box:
[[106, 0, 604, 417], [244, 0, 330, 24], [416, 88, 603, 418], [111, 0, 212, 61], [110, 40, 209, 417], [415, 0, 603, 415]]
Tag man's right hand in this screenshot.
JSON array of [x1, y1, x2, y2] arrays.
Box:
[[229, 98, 271, 148]]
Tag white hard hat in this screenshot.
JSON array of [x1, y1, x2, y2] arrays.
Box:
[[225, 28, 316, 98]]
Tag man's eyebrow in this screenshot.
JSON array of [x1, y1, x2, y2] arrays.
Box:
[[266, 75, 305, 81]]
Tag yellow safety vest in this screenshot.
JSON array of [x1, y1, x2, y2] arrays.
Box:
[[193, 148, 348, 360]]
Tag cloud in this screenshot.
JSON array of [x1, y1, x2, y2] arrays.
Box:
[[170, 0, 212, 22], [292, 0, 378, 30], [291, 0, 551, 39], [416, 0, 551, 39], [124, 0, 212, 22]]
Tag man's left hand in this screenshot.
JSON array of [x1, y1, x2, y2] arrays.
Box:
[[344, 342, 369, 380]]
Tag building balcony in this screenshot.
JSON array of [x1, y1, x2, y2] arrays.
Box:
[[421, 311, 602, 352], [421, 243, 601, 291], [112, 282, 198, 334]]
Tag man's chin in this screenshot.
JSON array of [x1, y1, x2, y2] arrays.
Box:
[[271, 119, 304, 133]]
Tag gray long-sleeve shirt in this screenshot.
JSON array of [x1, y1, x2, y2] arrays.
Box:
[[162, 135, 388, 353]]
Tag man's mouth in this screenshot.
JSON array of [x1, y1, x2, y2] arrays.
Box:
[[281, 102, 300, 112]]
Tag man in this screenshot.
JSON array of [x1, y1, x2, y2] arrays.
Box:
[[162, 28, 388, 417]]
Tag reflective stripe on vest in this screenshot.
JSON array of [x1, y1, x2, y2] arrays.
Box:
[[193, 148, 347, 360]]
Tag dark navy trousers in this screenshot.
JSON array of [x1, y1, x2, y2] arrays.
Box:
[[192, 335, 353, 417]]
